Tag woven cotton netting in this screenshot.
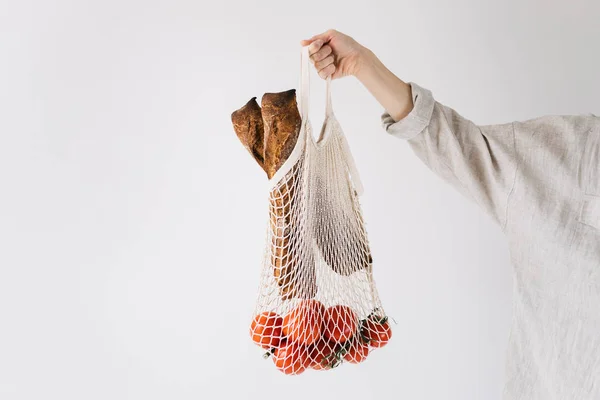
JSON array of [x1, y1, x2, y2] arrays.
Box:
[[249, 83, 392, 374]]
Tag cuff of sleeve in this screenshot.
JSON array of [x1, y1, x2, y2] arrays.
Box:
[[380, 82, 435, 140]]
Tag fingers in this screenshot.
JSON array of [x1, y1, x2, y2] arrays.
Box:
[[309, 45, 335, 78], [318, 63, 335, 79], [300, 30, 338, 79], [310, 44, 332, 63], [314, 55, 334, 71], [306, 39, 325, 58]]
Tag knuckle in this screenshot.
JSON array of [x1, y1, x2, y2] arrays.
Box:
[[315, 56, 328, 69], [318, 64, 334, 79], [316, 46, 329, 59], [309, 41, 320, 53]]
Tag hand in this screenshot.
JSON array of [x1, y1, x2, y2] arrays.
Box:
[[302, 30, 412, 122], [300, 29, 367, 80]]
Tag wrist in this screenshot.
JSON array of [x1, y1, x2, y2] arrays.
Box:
[[352, 46, 414, 122], [354, 46, 378, 80]]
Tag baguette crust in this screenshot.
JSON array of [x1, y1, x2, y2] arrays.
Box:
[[231, 97, 266, 173], [261, 89, 301, 179], [232, 90, 315, 300]]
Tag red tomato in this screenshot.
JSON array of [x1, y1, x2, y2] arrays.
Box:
[[249, 311, 283, 349], [362, 317, 392, 348], [283, 300, 325, 346], [272, 341, 310, 375], [343, 341, 370, 364], [323, 305, 358, 343], [307, 338, 337, 369]]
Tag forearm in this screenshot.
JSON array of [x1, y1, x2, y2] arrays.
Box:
[[355, 47, 413, 122]]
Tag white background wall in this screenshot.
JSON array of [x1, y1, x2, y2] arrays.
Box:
[[1, 1, 599, 399]]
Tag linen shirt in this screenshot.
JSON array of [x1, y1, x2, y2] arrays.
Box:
[[381, 83, 600, 400]]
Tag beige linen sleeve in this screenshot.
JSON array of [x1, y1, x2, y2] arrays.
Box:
[[381, 83, 518, 230]]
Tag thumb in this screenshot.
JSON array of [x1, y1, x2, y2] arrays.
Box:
[[299, 38, 314, 46], [300, 30, 334, 47]]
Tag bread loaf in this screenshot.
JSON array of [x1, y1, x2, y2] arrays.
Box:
[[261, 89, 301, 179], [232, 90, 316, 300], [261, 89, 316, 300], [231, 97, 265, 173]]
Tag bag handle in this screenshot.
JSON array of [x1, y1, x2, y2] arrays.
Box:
[[299, 45, 333, 122], [299, 45, 364, 196]]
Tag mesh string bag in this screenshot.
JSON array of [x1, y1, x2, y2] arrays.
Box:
[[249, 46, 392, 375]]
